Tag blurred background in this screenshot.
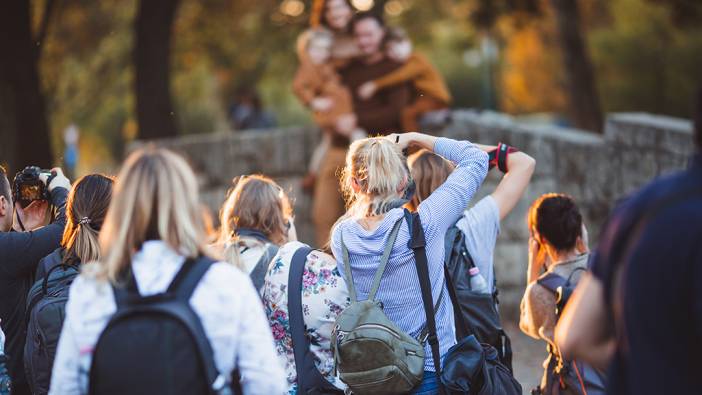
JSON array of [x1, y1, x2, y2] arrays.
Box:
[[1, 0, 701, 176]]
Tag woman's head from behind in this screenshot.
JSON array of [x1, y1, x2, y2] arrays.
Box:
[[62, 174, 114, 265], [407, 149, 454, 211], [99, 147, 207, 282], [220, 175, 293, 246], [342, 137, 410, 217], [528, 193, 583, 256]]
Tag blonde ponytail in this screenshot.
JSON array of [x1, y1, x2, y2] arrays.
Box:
[[341, 137, 409, 219]]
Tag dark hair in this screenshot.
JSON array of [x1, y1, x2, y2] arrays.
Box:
[[351, 11, 385, 31], [0, 165, 10, 202], [528, 194, 582, 252], [694, 86, 702, 150], [61, 174, 114, 265]]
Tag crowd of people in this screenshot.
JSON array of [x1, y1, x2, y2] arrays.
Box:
[[0, 0, 701, 394]]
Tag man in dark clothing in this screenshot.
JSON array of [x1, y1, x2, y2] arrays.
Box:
[[0, 166, 70, 395], [312, 12, 411, 246], [337, 12, 411, 143], [556, 89, 702, 395]]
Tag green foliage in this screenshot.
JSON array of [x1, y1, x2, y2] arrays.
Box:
[[589, 0, 702, 118]]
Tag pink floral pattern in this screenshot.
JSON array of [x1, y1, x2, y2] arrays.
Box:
[[261, 242, 350, 394]]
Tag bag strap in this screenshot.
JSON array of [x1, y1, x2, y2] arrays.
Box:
[[169, 256, 218, 301], [368, 218, 403, 301], [536, 273, 568, 295], [340, 216, 403, 302], [249, 243, 279, 291], [288, 246, 341, 394], [41, 263, 79, 296], [289, 246, 314, 393], [403, 210, 443, 383]]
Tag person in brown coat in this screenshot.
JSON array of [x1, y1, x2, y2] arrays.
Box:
[[358, 27, 451, 132], [293, 28, 365, 198]]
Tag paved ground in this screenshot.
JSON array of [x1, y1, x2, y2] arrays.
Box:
[[503, 322, 545, 394]]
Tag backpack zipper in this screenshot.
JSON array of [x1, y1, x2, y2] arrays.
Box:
[[353, 323, 402, 340]]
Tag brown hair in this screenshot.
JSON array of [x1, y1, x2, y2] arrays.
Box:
[[61, 174, 114, 265], [219, 175, 293, 246], [407, 149, 455, 211], [98, 147, 210, 283]]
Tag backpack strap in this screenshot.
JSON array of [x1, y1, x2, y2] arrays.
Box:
[[536, 273, 568, 295], [249, 243, 279, 291], [288, 246, 342, 394], [368, 217, 403, 301], [340, 233, 358, 303], [340, 216, 403, 302], [171, 256, 232, 394]]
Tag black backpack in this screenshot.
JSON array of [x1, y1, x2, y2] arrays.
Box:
[[533, 268, 606, 395], [287, 246, 344, 395], [88, 256, 239, 395], [24, 250, 79, 395], [444, 224, 513, 370], [407, 211, 522, 395]]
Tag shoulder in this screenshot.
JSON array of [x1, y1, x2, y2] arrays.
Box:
[[65, 272, 116, 322], [463, 196, 499, 225], [524, 280, 556, 311]]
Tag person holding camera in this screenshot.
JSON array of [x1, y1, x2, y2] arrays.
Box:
[[520, 194, 605, 395], [0, 165, 71, 395], [331, 133, 488, 393]]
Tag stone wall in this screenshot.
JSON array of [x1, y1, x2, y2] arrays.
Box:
[[130, 111, 694, 318]]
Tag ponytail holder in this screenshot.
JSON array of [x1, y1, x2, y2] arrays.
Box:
[[78, 217, 92, 225]]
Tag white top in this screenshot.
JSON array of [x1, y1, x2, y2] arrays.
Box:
[[49, 240, 287, 395], [455, 196, 501, 293], [238, 237, 271, 274]]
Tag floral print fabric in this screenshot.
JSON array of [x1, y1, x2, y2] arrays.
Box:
[[262, 241, 350, 394]]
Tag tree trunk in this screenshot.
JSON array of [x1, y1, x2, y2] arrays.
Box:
[[135, 0, 180, 140], [0, 0, 54, 171], [550, 0, 603, 133]]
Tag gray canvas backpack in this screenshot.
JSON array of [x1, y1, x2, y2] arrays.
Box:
[[332, 218, 425, 395]]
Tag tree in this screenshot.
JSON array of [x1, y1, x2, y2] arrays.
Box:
[[135, 0, 181, 139], [550, 0, 603, 132], [0, 0, 55, 171]]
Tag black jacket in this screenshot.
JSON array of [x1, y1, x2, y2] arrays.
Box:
[[0, 188, 68, 395]]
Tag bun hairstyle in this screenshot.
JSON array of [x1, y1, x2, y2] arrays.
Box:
[[528, 193, 583, 252], [61, 174, 114, 266], [341, 136, 410, 217], [407, 149, 454, 210]]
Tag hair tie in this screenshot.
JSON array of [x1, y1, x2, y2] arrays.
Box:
[[78, 217, 91, 225]]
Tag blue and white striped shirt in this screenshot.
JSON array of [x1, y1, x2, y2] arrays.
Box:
[[331, 137, 489, 371]]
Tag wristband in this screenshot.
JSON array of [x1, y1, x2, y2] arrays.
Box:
[[488, 143, 519, 173]]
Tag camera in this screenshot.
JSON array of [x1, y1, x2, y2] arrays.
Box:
[[12, 166, 55, 208]]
